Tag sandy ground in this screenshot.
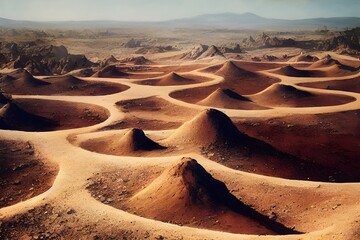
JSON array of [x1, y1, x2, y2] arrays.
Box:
[[1, 51, 360, 239]]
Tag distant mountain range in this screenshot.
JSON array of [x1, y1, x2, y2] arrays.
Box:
[[0, 12, 359, 30]]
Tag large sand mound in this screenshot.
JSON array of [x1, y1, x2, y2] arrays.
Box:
[[215, 61, 280, 94], [6, 69, 50, 87], [166, 109, 244, 147], [216, 61, 257, 80], [127, 157, 297, 235], [273, 65, 325, 77], [250, 83, 354, 107], [81, 128, 166, 156], [198, 88, 268, 110]]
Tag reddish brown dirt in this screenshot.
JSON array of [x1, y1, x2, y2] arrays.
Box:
[[0, 140, 58, 208], [86, 160, 297, 235], [81, 128, 168, 157], [272, 66, 326, 77], [202, 61, 290, 73], [116, 96, 199, 120], [136, 72, 211, 86], [0, 71, 129, 96], [198, 88, 269, 110], [234, 109, 360, 182], [8, 99, 109, 131], [298, 76, 360, 94], [99, 117, 181, 131], [250, 84, 355, 107]]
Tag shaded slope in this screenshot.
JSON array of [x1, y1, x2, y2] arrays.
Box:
[[81, 128, 166, 156], [0, 102, 57, 131], [92, 65, 129, 78], [273, 65, 325, 77], [198, 88, 269, 110], [215, 61, 280, 94], [137, 72, 196, 86], [127, 158, 298, 235]]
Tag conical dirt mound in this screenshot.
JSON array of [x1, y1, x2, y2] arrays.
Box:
[[166, 108, 246, 146], [120, 128, 166, 152], [80, 128, 166, 156], [45, 75, 85, 85], [216, 61, 257, 80], [138, 72, 195, 86], [273, 65, 325, 77], [10, 69, 50, 87], [197, 88, 267, 110], [160, 72, 193, 84], [0, 102, 57, 131], [92, 65, 128, 78], [127, 157, 298, 235]]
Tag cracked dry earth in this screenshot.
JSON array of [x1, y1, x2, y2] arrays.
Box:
[[1, 51, 360, 240]]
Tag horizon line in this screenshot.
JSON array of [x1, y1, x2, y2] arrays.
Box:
[[1, 12, 359, 23]]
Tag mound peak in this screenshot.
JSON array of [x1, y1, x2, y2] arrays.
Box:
[[166, 157, 237, 205], [277, 65, 314, 77], [310, 55, 357, 71], [197, 88, 268, 110], [10, 69, 50, 86], [215, 61, 256, 80], [213, 88, 250, 101], [161, 72, 192, 83], [121, 128, 166, 151], [267, 84, 313, 98], [92, 65, 128, 78], [166, 109, 243, 146]]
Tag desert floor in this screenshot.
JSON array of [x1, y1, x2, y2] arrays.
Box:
[[1, 51, 360, 240]]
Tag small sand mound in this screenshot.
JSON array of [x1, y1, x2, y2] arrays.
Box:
[[9, 69, 50, 86], [81, 128, 166, 156], [138, 72, 195, 86], [166, 108, 244, 146], [127, 157, 297, 235], [216, 61, 257, 80], [120, 128, 166, 152], [92, 65, 128, 78], [0, 102, 57, 131], [288, 54, 319, 62], [257, 84, 313, 99], [274, 65, 325, 77], [103, 55, 119, 66], [160, 72, 194, 84], [45, 75, 86, 85], [198, 88, 268, 110], [311, 55, 341, 68], [310, 55, 359, 72]]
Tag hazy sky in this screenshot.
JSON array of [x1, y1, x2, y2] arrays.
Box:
[[0, 0, 359, 21]]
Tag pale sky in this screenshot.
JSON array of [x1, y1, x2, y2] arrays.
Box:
[[0, 0, 359, 21]]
